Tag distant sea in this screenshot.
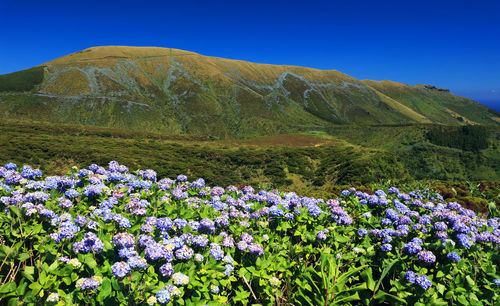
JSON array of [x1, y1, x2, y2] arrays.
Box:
[[477, 100, 500, 112]]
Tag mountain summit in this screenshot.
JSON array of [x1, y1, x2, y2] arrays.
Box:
[[1, 46, 498, 137]]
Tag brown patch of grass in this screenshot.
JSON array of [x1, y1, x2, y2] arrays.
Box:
[[220, 134, 338, 148]]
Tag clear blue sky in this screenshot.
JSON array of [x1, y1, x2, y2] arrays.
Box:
[[1, 0, 499, 110]]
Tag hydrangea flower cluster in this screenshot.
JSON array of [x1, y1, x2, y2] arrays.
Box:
[[1, 162, 499, 304], [348, 188, 500, 291]]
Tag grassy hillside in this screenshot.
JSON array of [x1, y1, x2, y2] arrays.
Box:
[[0, 46, 498, 137], [0, 67, 44, 92], [1, 120, 498, 195]]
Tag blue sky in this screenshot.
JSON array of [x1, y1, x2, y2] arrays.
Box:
[[1, 0, 499, 110]]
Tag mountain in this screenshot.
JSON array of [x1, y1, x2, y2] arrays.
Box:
[[0, 46, 498, 137]]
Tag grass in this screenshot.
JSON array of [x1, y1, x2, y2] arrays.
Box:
[[0, 67, 44, 92], [1, 46, 499, 138], [0, 119, 498, 202]]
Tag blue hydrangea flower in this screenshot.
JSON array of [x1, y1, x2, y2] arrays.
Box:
[[381, 244, 392, 252], [156, 288, 171, 304], [73, 232, 104, 253], [113, 232, 135, 248], [433, 222, 448, 231], [447, 252, 461, 263], [316, 231, 327, 240], [403, 242, 422, 255], [160, 263, 174, 277], [210, 243, 224, 260], [417, 250, 436, 263], [415, 274, 432, 290], [223, 264, 234, 276], [4, 163, 17, 170], [404, 271, 417, 283], [111, 261, 131, 278]]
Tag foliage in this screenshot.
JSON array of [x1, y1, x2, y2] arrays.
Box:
[[0, 121, 498, 192], [426, 126, 490, 152], [0, 161, 498, 305], [0, 67, 44, 92]]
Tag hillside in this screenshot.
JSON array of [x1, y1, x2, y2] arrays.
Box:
[[0, 46, 499, 137], [1, 119, 499, 186]]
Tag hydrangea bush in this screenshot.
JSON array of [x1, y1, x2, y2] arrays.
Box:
[[0, 162, 498, 305]]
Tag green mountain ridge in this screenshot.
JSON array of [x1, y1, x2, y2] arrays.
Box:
[[0, 46, 498, 137]]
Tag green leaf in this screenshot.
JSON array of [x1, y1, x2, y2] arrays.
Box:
[[0, 282, 17, 294], [361, 267, 375, 291], [373, 259, 397, 295], [28, 282, 42, 296], [445, 291, 454, 300], [233, 288, 250, 302], [9, 206, 20, 219], [436, 283, 446, 295], [465, 275, 475, 289], [335, 292, 360, 303], [22, 266, 35, 282], [456, 295, 468, 305], [84, 255, 97, 270], [111, 278, 120, 291], [62, 277, 72, 285], [39, 270, 47, 285], [15, 280, 27, 296], [17, 253, 31, 263], [48, 261, 58, 273], [97, 278, 112, 302], [374, 291, 406, 304]]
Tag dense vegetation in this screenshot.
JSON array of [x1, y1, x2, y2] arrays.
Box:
[[0, 67, 44, 92], [426, 126, 490, 152], [0, 120, 499, 195], [0, 161, 498, 305]]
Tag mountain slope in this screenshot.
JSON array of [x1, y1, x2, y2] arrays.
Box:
[[0, 46, 498, 137]]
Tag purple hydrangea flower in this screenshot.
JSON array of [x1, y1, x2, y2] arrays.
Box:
[[237, 241, 248, 251], [127, 256, 148, 270], [447, 252, 461, 262], [175, 245, 194, 260], [317, 231, 327, 240], [111, 261, 131, 278], [415, 275, 432, 290], [380, 244, 392, 252], [160, 263, 174, 277], [210, 187, 225, 196], [417, 250, 436, 263], [113, 232, 135, 248], [404, 271, 416, 283], [222, 236, 235, 248], [209, 243, 224, 260], [247, 243, 264, 256], [403, 242, 422, 254], [358, 228, 368, 237]]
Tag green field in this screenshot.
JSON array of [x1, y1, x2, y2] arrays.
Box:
[[1, 119, 498, 212]]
